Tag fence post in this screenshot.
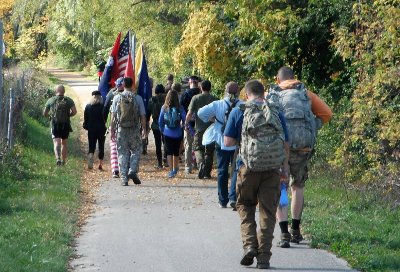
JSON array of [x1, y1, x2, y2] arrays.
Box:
[[7, 88, 14, 149], [0, 21, 4, 137]]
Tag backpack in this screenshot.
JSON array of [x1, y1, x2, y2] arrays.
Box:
[[220, 99, 239, 133], [118, 93, 139, 128], [269, 83, 317, 150], [240, 100, 286, 172], [52, 97, 70, 124], [163, 107, 182, 128], [150, 95, 165, 122]]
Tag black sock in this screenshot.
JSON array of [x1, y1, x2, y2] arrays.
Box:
[[279, 221, 289, 233], [292, 219, 301, 230]]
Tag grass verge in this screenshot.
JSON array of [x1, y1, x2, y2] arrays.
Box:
[[0, 111, 83, 271], [303, 176, 400, 271]]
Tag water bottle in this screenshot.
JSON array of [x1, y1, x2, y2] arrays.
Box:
[[280, 183, 289, 207]]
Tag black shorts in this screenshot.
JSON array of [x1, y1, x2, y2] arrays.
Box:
[[52, 123, 72, 140], [164, 135, 182, 156]]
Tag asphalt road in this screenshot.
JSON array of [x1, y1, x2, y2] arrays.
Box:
[[48, 69, 356, 272]]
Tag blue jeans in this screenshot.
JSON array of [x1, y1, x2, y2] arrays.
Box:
[[216, 147, 236, 205]]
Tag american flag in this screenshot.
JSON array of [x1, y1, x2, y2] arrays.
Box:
[[117, 32, 130, 77]]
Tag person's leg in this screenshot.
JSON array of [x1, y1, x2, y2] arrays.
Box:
[[61, 139, 68, 163], [229, 150, 239, 207], [183, 130, 193, 172], [98, 132, 106, 169], [193, 131, 205, 178], [216, 147, 230, 207], [128, 130, 142, 174], [203, 142, 215, 178], [257, 170, 280, 267], [153, 129, 163, 167], [172, 137, 181, 172], [87, 131, 96, 169], [164, 136, 175, 177], [117, 129, 130, 184], [236, 166, 260, 266], [53, 138, 61, 161], [110, 139, 119, 175]]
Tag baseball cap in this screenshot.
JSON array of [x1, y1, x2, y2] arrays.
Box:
[[115, 77, 124, 87]]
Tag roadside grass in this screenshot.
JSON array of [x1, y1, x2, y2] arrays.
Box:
[[303, 175, 400, 271], [0, 111, 83, 271]]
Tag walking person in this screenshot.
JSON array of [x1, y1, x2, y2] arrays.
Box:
[[180, 76, 200, 174], [185, 80, 217, 179], [198, 81, 242, 208], [271, 66, 333, 248], [147, 84, 166, 169], [43, 85, 77, 166], [224, 80, 289, 269], [159, 87, 186, 178], [103, 77, 124, 178], [110, 77, 147, 186], [83, 90, 107, 170]]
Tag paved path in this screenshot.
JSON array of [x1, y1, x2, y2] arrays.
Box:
[[49, 69, 356, 272]]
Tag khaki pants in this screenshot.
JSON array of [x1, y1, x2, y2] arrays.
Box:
[[236, 166, 280, 261], [184, 130, 194, 170]]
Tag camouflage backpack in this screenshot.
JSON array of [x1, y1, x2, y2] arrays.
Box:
[[269, 83, 317, 150], [52, 97, 70, 124], [240, 100, 286, 172], [117, 93, 139, 128]]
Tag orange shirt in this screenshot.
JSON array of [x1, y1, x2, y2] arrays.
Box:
[[278, 80, 333, 124]]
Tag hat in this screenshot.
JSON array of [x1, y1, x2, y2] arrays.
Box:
[[92, 90, 101, 96], [225, 81, 239, 94], [115, 77, 124, 87]]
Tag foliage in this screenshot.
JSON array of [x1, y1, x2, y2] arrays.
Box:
[[332, 1, 400, 191]]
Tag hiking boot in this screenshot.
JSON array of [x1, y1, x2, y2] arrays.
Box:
[[277, 233, 291, 248], [230, 201, 237, 211], [203, 174, 211, 179], [256, 253, 270, 269], [240, 247, 257, 266], [128, 172, 141, 185], [121, 179, 128, 186], [56, 159, 62, 166], [87, 153, 94, 169], [112, 171, 119, 178], [256, 262, 270, 269], [290, 229, 303, 243]]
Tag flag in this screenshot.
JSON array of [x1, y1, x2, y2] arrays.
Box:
[[135, 44, 152, 111], [98, 32, 121, 101], [124, 51, 134, 81], [112, 32, 131, 80]]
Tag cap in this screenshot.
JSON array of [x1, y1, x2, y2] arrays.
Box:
[[92, 90, 101, 96], [115, 77, 124, 87]]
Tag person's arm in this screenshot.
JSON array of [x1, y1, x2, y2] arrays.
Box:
[[70, 106, 77, 117], [223, 108, 240, 147], [198, 102, 215, 123], [181, 107, 187, 126], [43, 107, 50, 118], [103, 92, 113, 121], [307, 90, 333, 124], [278, 112, 290, 183], [83, 106, 88, 130], [158, 107, 165, 133]]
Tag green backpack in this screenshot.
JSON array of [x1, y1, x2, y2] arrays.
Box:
[[118, 93, 139, 128], [240, 100, 286, 172], [52, 97, 70, 124]]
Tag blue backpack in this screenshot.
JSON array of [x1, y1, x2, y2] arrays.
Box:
[[164, 107, 182, 128]]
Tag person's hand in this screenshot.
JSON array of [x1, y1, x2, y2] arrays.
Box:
[[111, 130, 116, 142]]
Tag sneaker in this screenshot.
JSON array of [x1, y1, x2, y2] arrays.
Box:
[[198, 169, 205, 179], [290, 228, 303, 243], [87, 153, 94, 169], [56, 159, 62, 166], [256, 253, 270, 269], [230, 201, 237, 211], [240, 247, 257, 266], [121, 179, 128, 186], [154, 164, 163, 169], [128, 172, 141, 185], [277, 233, 291, 248], [218, 203, 227, 208], [168, 171, 175, 178], [184, 168, 192, 174], [203, 174, 211, 179], [112, 171, 119, 178]]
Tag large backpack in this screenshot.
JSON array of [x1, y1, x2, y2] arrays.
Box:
[[240, 100, 286, 172], [118, 93, 139, 128], [269, 83, 317, 150], [150, 95, 165, 122], [163, 107, 182, 128], [52, 97, 70, 124]]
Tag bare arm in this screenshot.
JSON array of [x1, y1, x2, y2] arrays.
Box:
[[70, 106, 77, 117], [224, 136, 237, 147], [185, 110, 193, 130], [43, 107, 49, 118]]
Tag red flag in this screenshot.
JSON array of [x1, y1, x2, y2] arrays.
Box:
[[110, 32, 122, 87], [124, 52, 135, 83]]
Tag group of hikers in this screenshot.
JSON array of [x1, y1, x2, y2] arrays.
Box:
[[43, 66, 332, 269]]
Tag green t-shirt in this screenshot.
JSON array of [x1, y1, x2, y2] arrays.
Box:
[[188, 93, 217, 132], [45, 95, 75, 124]]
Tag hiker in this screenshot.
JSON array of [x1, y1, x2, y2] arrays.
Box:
[[43, 85, 77, 166], [158, 87, 186, 178], [185, 80, 218, 179], [110, 77, 147, 186], [103, 77, 124, 178], [224, 79, 289, 269], [147, 84, 167, 169], [198, 81, 242, 209], [96, 58, 106, 82], [83, 90, 107, 170], [179, 76, 200, 174], [270, 66, 333, 248], [165, 74, 174, 92]]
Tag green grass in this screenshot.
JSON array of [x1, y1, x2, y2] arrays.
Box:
[[303, 176, 400, 272], [0, 113, 83, 271]]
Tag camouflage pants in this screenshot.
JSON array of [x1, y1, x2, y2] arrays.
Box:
[[193, 130, 215, 176], [117, 127, 142, 180], [236, 166, 280, 261], [289, 150, 312, 188]]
